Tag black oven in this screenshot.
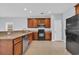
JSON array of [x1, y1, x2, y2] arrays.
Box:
[[38, 29, 45, 40]]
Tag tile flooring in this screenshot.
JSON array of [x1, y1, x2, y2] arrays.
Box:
[[24, 41, 71, 55]]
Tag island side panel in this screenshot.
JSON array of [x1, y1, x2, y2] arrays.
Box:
[[0, 40, 13, 55]]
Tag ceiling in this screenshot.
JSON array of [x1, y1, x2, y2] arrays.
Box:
[[0, 3, 77, 17]]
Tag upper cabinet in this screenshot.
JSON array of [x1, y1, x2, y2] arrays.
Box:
[[75, 4, 79, 15], [33, 18, 38, 28], [37, 18, 45, 25], [44, 18, 51, 28], [28, 18, 38, 28], [28, 18, 33, 28], [28, 18, 51, 28]]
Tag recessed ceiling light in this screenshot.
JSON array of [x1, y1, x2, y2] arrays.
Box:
[[24, 8, 27, 11]]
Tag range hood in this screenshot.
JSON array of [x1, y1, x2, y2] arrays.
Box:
[[38, 24, 45, 28]]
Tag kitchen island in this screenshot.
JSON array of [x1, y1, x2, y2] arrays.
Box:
[[0, 30, 32, 55]]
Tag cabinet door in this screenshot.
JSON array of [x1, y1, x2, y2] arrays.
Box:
[[45, 32, 51, 41], [28, 33, 33, 44], [14, 37, 22, 44], [37, 19, 41, 25], [14, 37, 22, 55], [44, 18, 51, 28], [28, 18, 33, 28], [33, 32, 38, 40], [14, 41, 22, 55], [75, 6, 79, 15], [33, 19, 38, 28], [38, 18, 45, 25]]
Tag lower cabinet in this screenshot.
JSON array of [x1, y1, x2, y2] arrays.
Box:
[[14, 41, 22, 55], [0, 37, 23, 55], [33, 32, 38, 40], [13, 37, 23, 55], [45, 32, 51, 41], [28, 33, 33, 44]]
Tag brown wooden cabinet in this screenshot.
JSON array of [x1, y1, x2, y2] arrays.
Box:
[[44, 18, 51, 28], [0, 37, 23, 55], [28, 18, 51, 28], [14, 41, 22, 55], [0, 40, 13, 55], [33, 32, 38, 40], [45, 32, 51, 41], [32, 19, 38, 28], [37, 18, 45, 25], [14, 37, 22, 44], [75, 4, 79, 15], [28, 33, 33, 44], [28, 18, 33, 28], [14, 37, 23, 55]]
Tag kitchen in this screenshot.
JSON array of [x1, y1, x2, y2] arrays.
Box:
[[0, 17, 52, 55], [0, 3, 78, 55]]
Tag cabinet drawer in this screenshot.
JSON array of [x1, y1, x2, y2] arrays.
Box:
[[14, 37, 22, 44], [14, 41, 22, 55]]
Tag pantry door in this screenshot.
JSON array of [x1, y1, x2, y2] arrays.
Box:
[[53, 19, 62, 41]]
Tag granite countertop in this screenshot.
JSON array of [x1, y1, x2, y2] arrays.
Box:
[[0, 30, 32, 40]]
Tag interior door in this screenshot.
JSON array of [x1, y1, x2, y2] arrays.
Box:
[[53, 19, 62, 41]]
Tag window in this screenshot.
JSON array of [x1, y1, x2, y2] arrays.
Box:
[[5, 22, 14, 31]]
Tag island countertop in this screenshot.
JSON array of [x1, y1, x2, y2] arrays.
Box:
[[0, 30, 32, 40]]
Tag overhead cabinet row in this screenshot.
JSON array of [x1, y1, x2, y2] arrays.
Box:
[[28, 18, 51, 28]]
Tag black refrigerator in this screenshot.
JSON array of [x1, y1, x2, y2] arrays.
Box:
[[66, 15, 79, 55]]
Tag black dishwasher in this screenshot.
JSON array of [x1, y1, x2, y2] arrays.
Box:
[[22, 35, 29, 54]]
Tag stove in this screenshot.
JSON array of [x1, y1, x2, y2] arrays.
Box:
[[38, 29, 45, 40]]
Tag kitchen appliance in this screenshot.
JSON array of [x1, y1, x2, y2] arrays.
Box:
[[38, 24, 45, 28], [66, 15, 79, 55], [22, 35, 29, 54], [66, 15, 78, 29], [38, 29, 45, 40]]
